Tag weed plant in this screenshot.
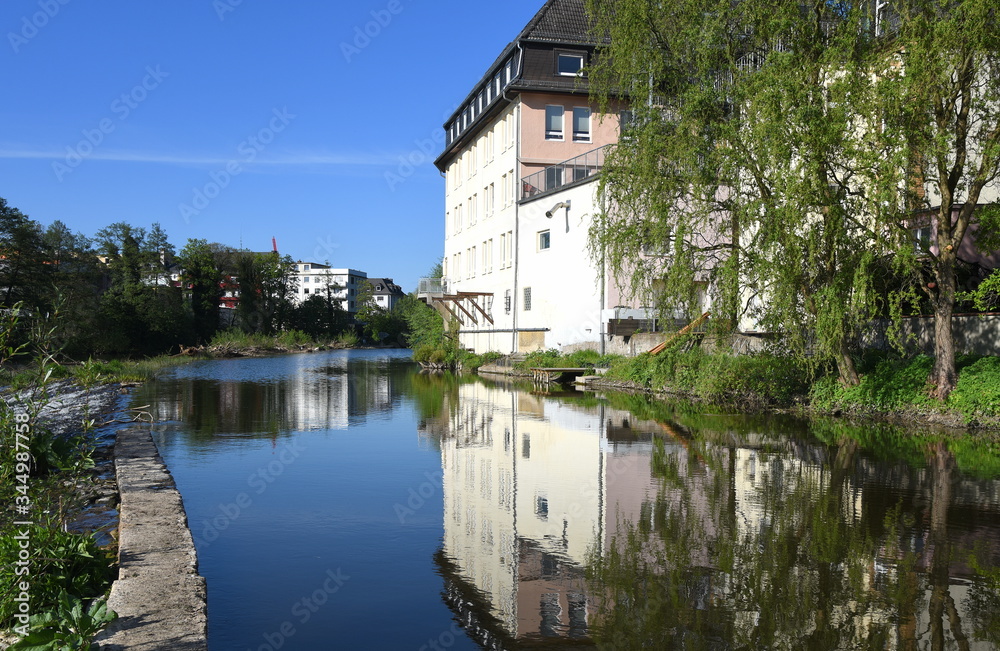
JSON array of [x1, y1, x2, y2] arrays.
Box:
[[0, 304, 118, 644]]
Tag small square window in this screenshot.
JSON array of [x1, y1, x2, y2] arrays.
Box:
[[557, 53, 585, 76], [304, 288, 310, 294], [538, 230, 551, 251], [303, 264, 310, 271]]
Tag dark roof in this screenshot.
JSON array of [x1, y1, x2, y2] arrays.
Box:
[[434, 0, 601, 170], [369, 278, 404, 296], [519, 0, 594, 45]]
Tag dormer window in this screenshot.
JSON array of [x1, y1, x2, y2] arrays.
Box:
[[557, 53, 585, 76]]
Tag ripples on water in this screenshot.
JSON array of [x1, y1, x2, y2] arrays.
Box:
[[133, 350, 1000, 650]]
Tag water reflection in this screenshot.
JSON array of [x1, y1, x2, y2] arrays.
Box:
[[134, 351, 414, 438], [422, 377, 1000, 650]]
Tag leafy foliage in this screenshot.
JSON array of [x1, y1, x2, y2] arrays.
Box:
[[7, 593, 116, 651], [586, 0, 1000, 396], [947, 356, 1000, 424]]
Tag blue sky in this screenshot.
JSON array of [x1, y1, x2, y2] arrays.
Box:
[[1, 0, 546, 291]]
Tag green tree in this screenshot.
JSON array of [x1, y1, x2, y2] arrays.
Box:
[[179, 239, 233, 344], [42, 220, 101, 356], [587, 0, 1000, 395], [93, 222, 189, 354], [0, 198, 51, 314], [235, 252, 297, 334], [860, 0, 1000, 397]]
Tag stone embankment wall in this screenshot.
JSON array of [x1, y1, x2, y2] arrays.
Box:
[[866, 314, 1000, 356], [95, 427, 208, 650]]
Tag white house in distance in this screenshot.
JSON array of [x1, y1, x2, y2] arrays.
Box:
[[424, 0, 645, 355], [368, 278, 406, 311], [292, 262, 367, 314]]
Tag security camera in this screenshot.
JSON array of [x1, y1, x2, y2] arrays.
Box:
[[545, 200, 571, 218]]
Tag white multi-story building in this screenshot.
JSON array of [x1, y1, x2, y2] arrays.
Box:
[[426, 0, 643, 355], [292, 262, 367, 313]]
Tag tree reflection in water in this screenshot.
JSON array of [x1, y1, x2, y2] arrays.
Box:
[[586, 407, 1000, 651]]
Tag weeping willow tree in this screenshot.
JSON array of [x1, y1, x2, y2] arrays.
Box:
[[586, 0, 1000, 393]]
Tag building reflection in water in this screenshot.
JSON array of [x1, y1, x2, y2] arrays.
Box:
[[422, 377, 1000, 650], [424, 380, 660, 648], [140, 353, 408, 439]]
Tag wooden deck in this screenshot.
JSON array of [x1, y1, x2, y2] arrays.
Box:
[[529, 367, 590, 384]]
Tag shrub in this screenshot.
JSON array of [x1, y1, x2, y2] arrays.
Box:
[[0, 525, 115, 630], [276, 329, 311, 348], [809, 355, 936, 413], [949, 356, 1000, 423], [335, 330, 359, 348]]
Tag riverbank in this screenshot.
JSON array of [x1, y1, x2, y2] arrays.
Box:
[[479, 350, 1000, 432], [0, 375, 208, 649]]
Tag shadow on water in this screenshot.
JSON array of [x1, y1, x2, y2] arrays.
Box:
[[422, 372, 1000, 650]]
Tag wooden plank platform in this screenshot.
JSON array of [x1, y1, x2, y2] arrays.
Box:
[[530, 367, 590, 383]]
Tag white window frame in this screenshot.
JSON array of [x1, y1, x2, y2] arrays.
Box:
[[572, 107, 591, 143], [545, 105, 564, 141], [538, 230, 551, 251], [557, 52, 585, 77]]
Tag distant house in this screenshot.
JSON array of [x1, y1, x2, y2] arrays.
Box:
[[368, 278, 406, 311], [292, 262, 367, 314]]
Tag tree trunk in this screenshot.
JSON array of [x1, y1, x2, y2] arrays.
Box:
[[930, 253, 958, 399], [837, 342, 859, 386]]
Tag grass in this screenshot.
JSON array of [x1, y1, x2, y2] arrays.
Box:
[[209, 328, 363, 352]]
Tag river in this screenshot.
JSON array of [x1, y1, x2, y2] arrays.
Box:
[[132, 349, 1000, 650]]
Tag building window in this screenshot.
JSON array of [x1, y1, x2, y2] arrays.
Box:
[[523, 287, 532, 311], [304, 288, 310, 294], [557, 52, 585, 76], [915, 226, 932, 253], [303, 276, 310, 283], [538, 230, 551, 251], [505, 289, 511, 314], [302, 264, 310, 271], [619, 110, 636, 134], [545, 167, 563, 192], [573, 107, 591, 142], [535, 495, 548, 520], [545, 105, 564, 140]]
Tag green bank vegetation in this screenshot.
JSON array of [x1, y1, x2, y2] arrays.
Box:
[[0, 307, 118, 647], [491, 344, 1000, 427]]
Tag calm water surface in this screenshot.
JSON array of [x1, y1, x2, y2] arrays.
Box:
[[133, 349, 1000, 650]]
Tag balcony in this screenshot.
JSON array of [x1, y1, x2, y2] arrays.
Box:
[[417, 277, 450, 299], [521, 145, 609, 201]]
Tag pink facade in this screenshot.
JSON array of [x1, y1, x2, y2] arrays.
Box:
[[518, 92, 626, 179]]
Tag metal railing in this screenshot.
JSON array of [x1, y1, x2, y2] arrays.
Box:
[[521, 145, 610, 200], [417, 278, 450, 296]]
